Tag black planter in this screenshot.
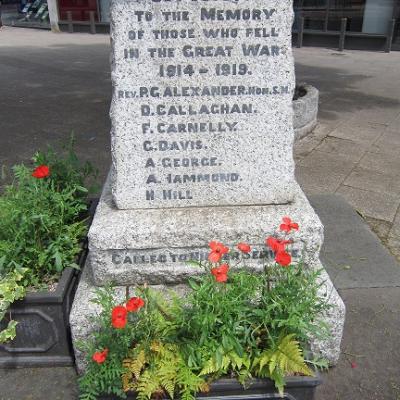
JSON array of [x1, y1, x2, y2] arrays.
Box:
[[99, 375, 322, 400], [0, 248, 88, 367], [0, 200, 97, 368], [197, 376, 322, 400]]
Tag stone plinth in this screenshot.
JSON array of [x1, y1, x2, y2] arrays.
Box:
[[89, 174, 324, 286], [71, 187, 345, 373]]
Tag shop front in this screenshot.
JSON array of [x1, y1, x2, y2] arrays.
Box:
[[293, 0, 400, 50], [0, 0, 51, 29], [1, 0, 399, 50]]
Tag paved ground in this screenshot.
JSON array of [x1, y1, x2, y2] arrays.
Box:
[[0, 27, 400, 400], [1, 28, 399, 260], [294, 48, 400, 262]]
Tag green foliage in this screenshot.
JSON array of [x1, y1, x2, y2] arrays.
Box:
[[0, 139, 94, 287], [252, 334, 313, 395], [123, 342, 208, 400], [78, 286, 133, 400], [256, 263, 330, 344], [78, 286, 185, 400], [0, 140, 95, 343], [0, 268, 27, 343], [79, 251, 331, 398], [33, 135, 98, 195]]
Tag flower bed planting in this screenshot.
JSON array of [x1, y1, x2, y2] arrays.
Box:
[[0, 139, 97, 366], [78, 218, 329, 400]]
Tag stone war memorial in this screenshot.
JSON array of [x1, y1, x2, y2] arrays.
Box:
[[70, 0, 345, 373]]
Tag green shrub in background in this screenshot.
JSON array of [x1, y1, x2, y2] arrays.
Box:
[[0, 138, 96, 343]]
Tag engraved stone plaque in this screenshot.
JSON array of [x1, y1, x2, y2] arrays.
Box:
[[110, 0, 297, 209]]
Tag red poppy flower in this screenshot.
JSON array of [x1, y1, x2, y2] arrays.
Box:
[[351, 361, 357, 369], [211, 263, 229, 283], [266, 237, 292, 253], [275, 251, 292, 267], [111, 305, 127, 329], [280, 217, 299, 233], [92, 348, 108, 364], [126, 297, 145, 312], [208, 241, 229, 263], [32, 165, 50, 179], [237, 242, 251, 253]]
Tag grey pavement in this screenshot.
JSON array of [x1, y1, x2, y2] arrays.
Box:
[[0, 27, 400, 400], [293, 47, 400, 262]]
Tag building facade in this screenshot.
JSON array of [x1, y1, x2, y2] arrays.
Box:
[[1, 0, 399, 50], [293, 0, 400, 50]]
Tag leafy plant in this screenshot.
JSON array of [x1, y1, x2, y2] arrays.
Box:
[[79, 217, 332, 398], [0, 268, 27, 343], [78, 286, 184, 400], [123, 342, 208, 400], [0, 139, 95, 287], [32, 135, 98, 196], [252, 334, 313, 394], [0, 139, 95, 343]]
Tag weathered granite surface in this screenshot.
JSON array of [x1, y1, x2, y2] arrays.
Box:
[[309, 264, 346, 365], [110, 0, 297, 209], [293, 84, 319, 140], [89, 175, 324, 286]]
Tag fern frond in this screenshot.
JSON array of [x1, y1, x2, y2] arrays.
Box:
[[177, 362, 206, 397], [252, 349, 273, 375], [229, 352, 242, 369], [199, 357, 218, 376], [275, 334, 313, 377], [122, 372, 136, 393], [221, 355, 231, 371], [158, 358, 178, 398], [270, 368, 285, 396], [136, 370, 161, 400], [123, 349, 147, 380], [150, 341, 162, 353]]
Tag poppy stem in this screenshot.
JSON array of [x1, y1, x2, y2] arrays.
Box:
[[125, 286, 130, 303]]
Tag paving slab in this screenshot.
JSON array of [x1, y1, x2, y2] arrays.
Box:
[[295, 165, 346, 193], [369, 129, 400, 156], [293, 137, 323, 159], [315, 136, 369, 160], [316, 287, 400, 400], [359, 152, 400, 177], [389, 209, 400, 238], [329, 124, 384, 146], [353, 108, 400, 126], [336, 185, 400, 222], [298, 150, 359, 176], [0, 366, 78, 399], [343, 167, 400, 196], [310, 194, 400, 289]]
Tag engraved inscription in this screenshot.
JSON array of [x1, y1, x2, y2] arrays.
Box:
[[111, 0, 295, 208]]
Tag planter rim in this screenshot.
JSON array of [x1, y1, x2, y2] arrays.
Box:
[[293, 83, 318, 104], [11, 199, 97, 304], [205, 374, 322, 392], [98, 373, 322, 399], [16, 246, 87, 304]]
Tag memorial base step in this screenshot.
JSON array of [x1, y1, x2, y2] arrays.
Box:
[[88, 173, 325, 286]]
